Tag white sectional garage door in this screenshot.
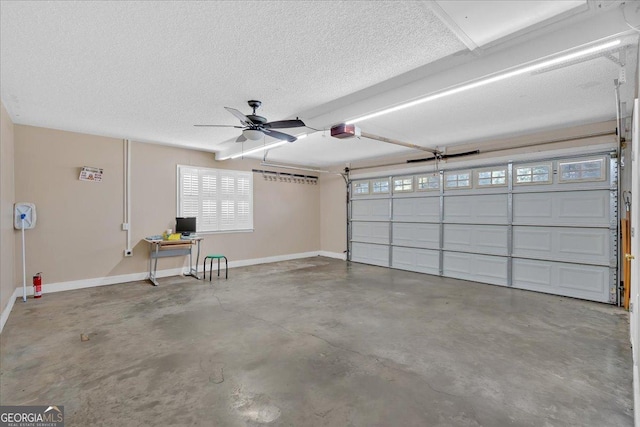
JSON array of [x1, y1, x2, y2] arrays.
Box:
[[349, 154, 617, 303]]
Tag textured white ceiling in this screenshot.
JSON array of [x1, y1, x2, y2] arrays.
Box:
[[0, 1, 464, 146], [434, 0, 587, 48], [1, 1, 639, 168], [361, 49, 635, 145]]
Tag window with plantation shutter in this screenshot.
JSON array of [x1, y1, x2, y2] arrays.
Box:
[[177, 165, 253, 232]]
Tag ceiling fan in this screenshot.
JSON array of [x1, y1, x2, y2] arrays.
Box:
[[195, 100, 306, 143]]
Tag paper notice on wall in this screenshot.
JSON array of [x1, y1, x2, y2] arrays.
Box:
[[79, 166, 103, 182]]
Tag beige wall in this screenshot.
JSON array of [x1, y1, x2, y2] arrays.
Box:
[[320, 174, 347, 255], [125, 142, 321, 273], [1, 103, 16, 314], [9, 119, 614, 294], [14, 125, 125, 283], [13, 125, 321, 286]]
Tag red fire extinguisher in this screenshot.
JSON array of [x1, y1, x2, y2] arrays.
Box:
[[33, 272, 42, 298]]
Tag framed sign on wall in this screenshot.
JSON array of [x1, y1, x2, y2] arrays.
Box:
[[79, 166, 103, 182]]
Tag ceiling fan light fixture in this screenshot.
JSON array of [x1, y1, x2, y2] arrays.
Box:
[[227, 140, 289, 160], [243, 129, 263, 141], [219, 133, 310, 161]]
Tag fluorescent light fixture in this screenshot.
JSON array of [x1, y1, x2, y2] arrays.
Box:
[[346, 39, 621, 124], [219, 134, 308, 160]]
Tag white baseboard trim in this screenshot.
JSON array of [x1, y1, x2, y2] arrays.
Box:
[[0, 289, 19, 335], [18, 268, 187, 298], [318, 251, 347, 260], [635, 363, 639, 427], [0, 251, 344, 334], [226, 251, 319, 269]]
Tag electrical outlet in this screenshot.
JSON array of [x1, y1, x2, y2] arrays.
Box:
[[124, 249, 133, 257]]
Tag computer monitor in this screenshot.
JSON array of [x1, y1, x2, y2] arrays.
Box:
[[175, 217, 197, 236]]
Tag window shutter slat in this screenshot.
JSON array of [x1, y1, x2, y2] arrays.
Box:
[[178, 166, 252, 233]]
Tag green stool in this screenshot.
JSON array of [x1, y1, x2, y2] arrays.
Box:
[[204, 255, 228, 280]]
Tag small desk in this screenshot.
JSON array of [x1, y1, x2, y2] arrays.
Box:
[[143, 237, 203, 286]]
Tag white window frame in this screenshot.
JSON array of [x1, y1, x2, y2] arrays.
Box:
[[444, 171, 472, 189], [393, 176, 414, 193], [177, 165, 253, 233], [371, 178, 390, 194], [353, 180, 370, 195], [558, 157, 606, 183], [416, 173, 440, 191], [475, 167, 507, 187], [513, 163, 553, 185]]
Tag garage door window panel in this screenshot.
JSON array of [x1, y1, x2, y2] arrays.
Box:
[[514, 164, 552, 185], [394, 177, 414, 193], [558, 158, 605, 183], [476, 168, 507, 187], [372, 178, 390, 194], [417, 174, 440, 191], [444, 171, 472, 189], [353, 180, 370, 195]]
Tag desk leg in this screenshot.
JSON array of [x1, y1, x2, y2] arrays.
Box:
[[185, 240, 200, 280], [195, 240, 201, 278], [149, 244, 160, 286]]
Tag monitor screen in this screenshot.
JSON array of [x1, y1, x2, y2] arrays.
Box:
[[175, 217, 197, 235]]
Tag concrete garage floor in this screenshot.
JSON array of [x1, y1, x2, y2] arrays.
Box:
[[0, 257, 633, 426]]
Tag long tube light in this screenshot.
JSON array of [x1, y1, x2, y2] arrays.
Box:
[[346, 39, 622, 124], [218, 134, 308, 160]]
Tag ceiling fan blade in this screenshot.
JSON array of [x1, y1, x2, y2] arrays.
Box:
[[263, 129, 297, 142], [236, 134, 247, 142], [225, 107, 254, 126], [194, 124, 244, 128], [263, 119, 306, 129]]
